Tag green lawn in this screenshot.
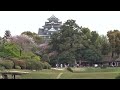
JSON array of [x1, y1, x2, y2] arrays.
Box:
[[60, 72, 119, 79], [1, 67, 120, 79], [21, 69, 63, 79]]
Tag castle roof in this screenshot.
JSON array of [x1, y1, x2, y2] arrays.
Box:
[[48, 26, 56, 31], [47, 15, 59, 21]]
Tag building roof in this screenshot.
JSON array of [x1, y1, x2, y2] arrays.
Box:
[[47, 15, 59, 21], [48, 26, 56, 31]]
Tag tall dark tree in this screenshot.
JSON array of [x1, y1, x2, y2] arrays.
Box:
[[90, 31, 99, 45], [49, 19, 83, 65], [99, 35, 111, 55]]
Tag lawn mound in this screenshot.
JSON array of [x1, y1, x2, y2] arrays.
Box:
[[72, 68, 86, 73], [51, 68, 65, 71]]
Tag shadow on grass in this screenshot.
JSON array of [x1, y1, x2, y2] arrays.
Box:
[[115, 73, 120, 79]]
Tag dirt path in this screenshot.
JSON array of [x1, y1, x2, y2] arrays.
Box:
[[56, 73, 63, 79]]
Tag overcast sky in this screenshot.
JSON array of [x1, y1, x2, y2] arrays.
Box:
[[0, 11, 120, 37]]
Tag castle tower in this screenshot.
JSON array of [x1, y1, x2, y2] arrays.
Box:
[[38, 15, 62, 41]]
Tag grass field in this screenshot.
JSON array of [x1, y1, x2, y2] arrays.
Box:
[[1, 67, 120, 79], [21, 67, 120, 79]]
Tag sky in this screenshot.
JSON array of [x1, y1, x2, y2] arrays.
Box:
[[0, 11, 120, 37]]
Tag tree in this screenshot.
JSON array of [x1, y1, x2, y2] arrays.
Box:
[[49, 19, 83, 65], [21, 31, 35, 37], [99, 35, 111, 55], [0, 42, 20, 58], [81, 28, 91, 48], [90, 31, 99, 45], [107, 30, 120, 58], [49, 19, 107, 65], [42, 54, 50, 62], [82, 49, 102, 62], [4, 30, 11, 39], [10, 35, 36, 56], [21, 31, 43, 44]]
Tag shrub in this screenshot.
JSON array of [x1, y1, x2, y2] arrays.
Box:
[[101, 65, 107, 69], [0, 65, 5, 71], [20, 51, 41, 61], [26, 60, 34, 70], [43, 62, 51, 69], [0, 60, 14, 69], [67, 67, 73, 72], [36, 62, 43, 70], [26, 60, 43, 70], [14, 60, 26, 69], [32, 56, 41, 61], [115, 74, 120, 79], [15, 66, 21, 69]]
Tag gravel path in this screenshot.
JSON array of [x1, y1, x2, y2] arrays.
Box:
[[56, 73, 63, 79]]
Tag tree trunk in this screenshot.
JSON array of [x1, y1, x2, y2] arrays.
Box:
[[20, 49, 22, 56], [112, 51, 114, 58]]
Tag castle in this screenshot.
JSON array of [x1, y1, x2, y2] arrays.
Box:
[[38, 15, 62, 41]]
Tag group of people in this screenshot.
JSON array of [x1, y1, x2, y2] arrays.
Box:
[[55, 63, 81, 68], [56, 64, 69, 68], [55, 63, 100, 68]]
